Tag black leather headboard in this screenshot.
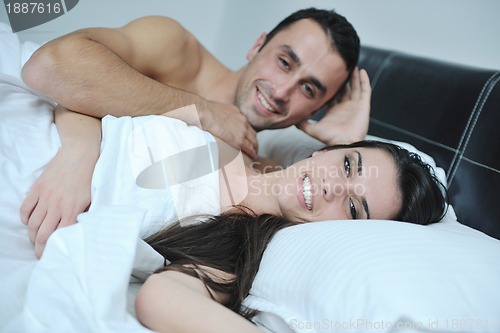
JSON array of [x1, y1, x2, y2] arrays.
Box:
[[357, 46, 500, 239]]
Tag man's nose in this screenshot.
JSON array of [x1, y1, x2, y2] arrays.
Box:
[[272, 77, 295, 101]]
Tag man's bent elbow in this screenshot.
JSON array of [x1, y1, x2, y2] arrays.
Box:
[[22, 41, 62, 93], [22, 33, 83, 96]]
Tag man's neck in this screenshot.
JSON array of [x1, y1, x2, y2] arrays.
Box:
[[204, 67, 244, 104]]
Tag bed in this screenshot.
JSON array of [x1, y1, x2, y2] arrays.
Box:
[[252, 46, 500, 333], [1, 22, 500, 333]]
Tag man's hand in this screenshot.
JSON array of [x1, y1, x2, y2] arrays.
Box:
[[297, 67, 371, 146], [20, 145, 95, 259], [19, 105, 100, 259], [202, 101, 258, 159], [164, 101, 258, 159]]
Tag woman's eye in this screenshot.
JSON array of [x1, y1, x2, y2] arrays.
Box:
[[344, 156, 351, 177], [349, 198, 358, 219]]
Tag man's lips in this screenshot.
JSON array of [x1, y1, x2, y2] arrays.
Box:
[[256, 88, 279, 116]]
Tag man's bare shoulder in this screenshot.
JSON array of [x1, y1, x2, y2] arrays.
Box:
[[120, 16, 222, 89], [120, 16, 198, 61], [121, 16, 188, 41]]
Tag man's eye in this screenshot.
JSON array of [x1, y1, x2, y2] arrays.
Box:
[[349, 198, 358, 219], [279, 58, 290, 70], [302, 83, 314, 98], [344, 156, 351, 177]]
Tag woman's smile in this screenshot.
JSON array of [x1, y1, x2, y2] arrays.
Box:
[[301, 174, 314, 211]]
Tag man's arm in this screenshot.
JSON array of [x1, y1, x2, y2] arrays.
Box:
[[20, 106, 101, 258], [22, 16, 257, 158], [22, 16, 206, 118]]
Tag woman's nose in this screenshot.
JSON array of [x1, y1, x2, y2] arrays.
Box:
[[322, 178, 355, 202]]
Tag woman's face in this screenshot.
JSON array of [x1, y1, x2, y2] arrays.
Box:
[[276, 147, 402, 222]]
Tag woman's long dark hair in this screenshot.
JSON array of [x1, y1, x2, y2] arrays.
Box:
[[145, 207, 294, 319]]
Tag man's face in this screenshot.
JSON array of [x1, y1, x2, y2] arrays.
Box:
[[235, 19, 349, 131]]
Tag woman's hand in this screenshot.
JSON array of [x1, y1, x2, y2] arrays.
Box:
[[297, 67, 371, 145]]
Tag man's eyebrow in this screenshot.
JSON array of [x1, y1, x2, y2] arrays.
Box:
[[281, 45, 301, 66], [356, 150, 370, 219], [281, 45, 327, 96], [308, 77, 327, 96]]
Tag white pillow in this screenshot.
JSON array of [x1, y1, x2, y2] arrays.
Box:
[[0, 22, 40, 79], [246, 218, 500, 333], [252, 127, 500, 332]]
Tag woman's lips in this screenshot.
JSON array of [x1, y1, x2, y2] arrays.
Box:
[[301, 174, 313, 211]]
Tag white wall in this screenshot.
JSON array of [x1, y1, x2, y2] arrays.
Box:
[[1, 0, 499, 70], [216, 0, 500, 70], [0, 0, 230, 56], [325, 0, 500, 70]]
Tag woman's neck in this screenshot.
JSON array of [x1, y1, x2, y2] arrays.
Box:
[[219, 163, 283, 217]]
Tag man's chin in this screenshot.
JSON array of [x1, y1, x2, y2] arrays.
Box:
[[245, 112, 272, 131], [242, 106, 287, 130]]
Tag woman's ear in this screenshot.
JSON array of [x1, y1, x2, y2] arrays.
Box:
[[246, 32, 267, 61]]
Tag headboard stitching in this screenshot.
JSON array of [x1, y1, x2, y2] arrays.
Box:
[[447, 72, 500, 185], [370, 118, 459, 177], [369, 52, 397, 89]]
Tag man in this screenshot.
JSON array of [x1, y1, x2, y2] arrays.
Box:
[[20, 8, 371, 257]]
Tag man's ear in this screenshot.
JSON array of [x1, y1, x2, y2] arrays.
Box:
[[246, 32, 267, 61]]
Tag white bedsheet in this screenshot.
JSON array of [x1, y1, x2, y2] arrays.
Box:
[[92, 114, 221, 237], [0, 23, 222, 331], [1, 206, 154, 333], [0, 73, 225, 332], [0, 74, 60, 326]]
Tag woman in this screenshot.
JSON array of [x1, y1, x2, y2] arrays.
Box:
[[19, 101, 447, 258], [134, 139, 447, 333]]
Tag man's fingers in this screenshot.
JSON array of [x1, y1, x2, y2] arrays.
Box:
[[34, 211, 62, 259], [34, 243, 45, 259], [58, 217, 76, 228], [341, 81, 352, 102], [296, 119, 317, 138], [242, 125, 258, 159], [350, 67, 361, 99], [20, 190, 39, 224], [241, 138, 257, 160], [359, 68, 372, 100], [27, 204, 48, 244]]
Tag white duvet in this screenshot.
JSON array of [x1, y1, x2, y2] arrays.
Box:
[[0, 23, 221, 332], [0, 78, 222, 333]]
